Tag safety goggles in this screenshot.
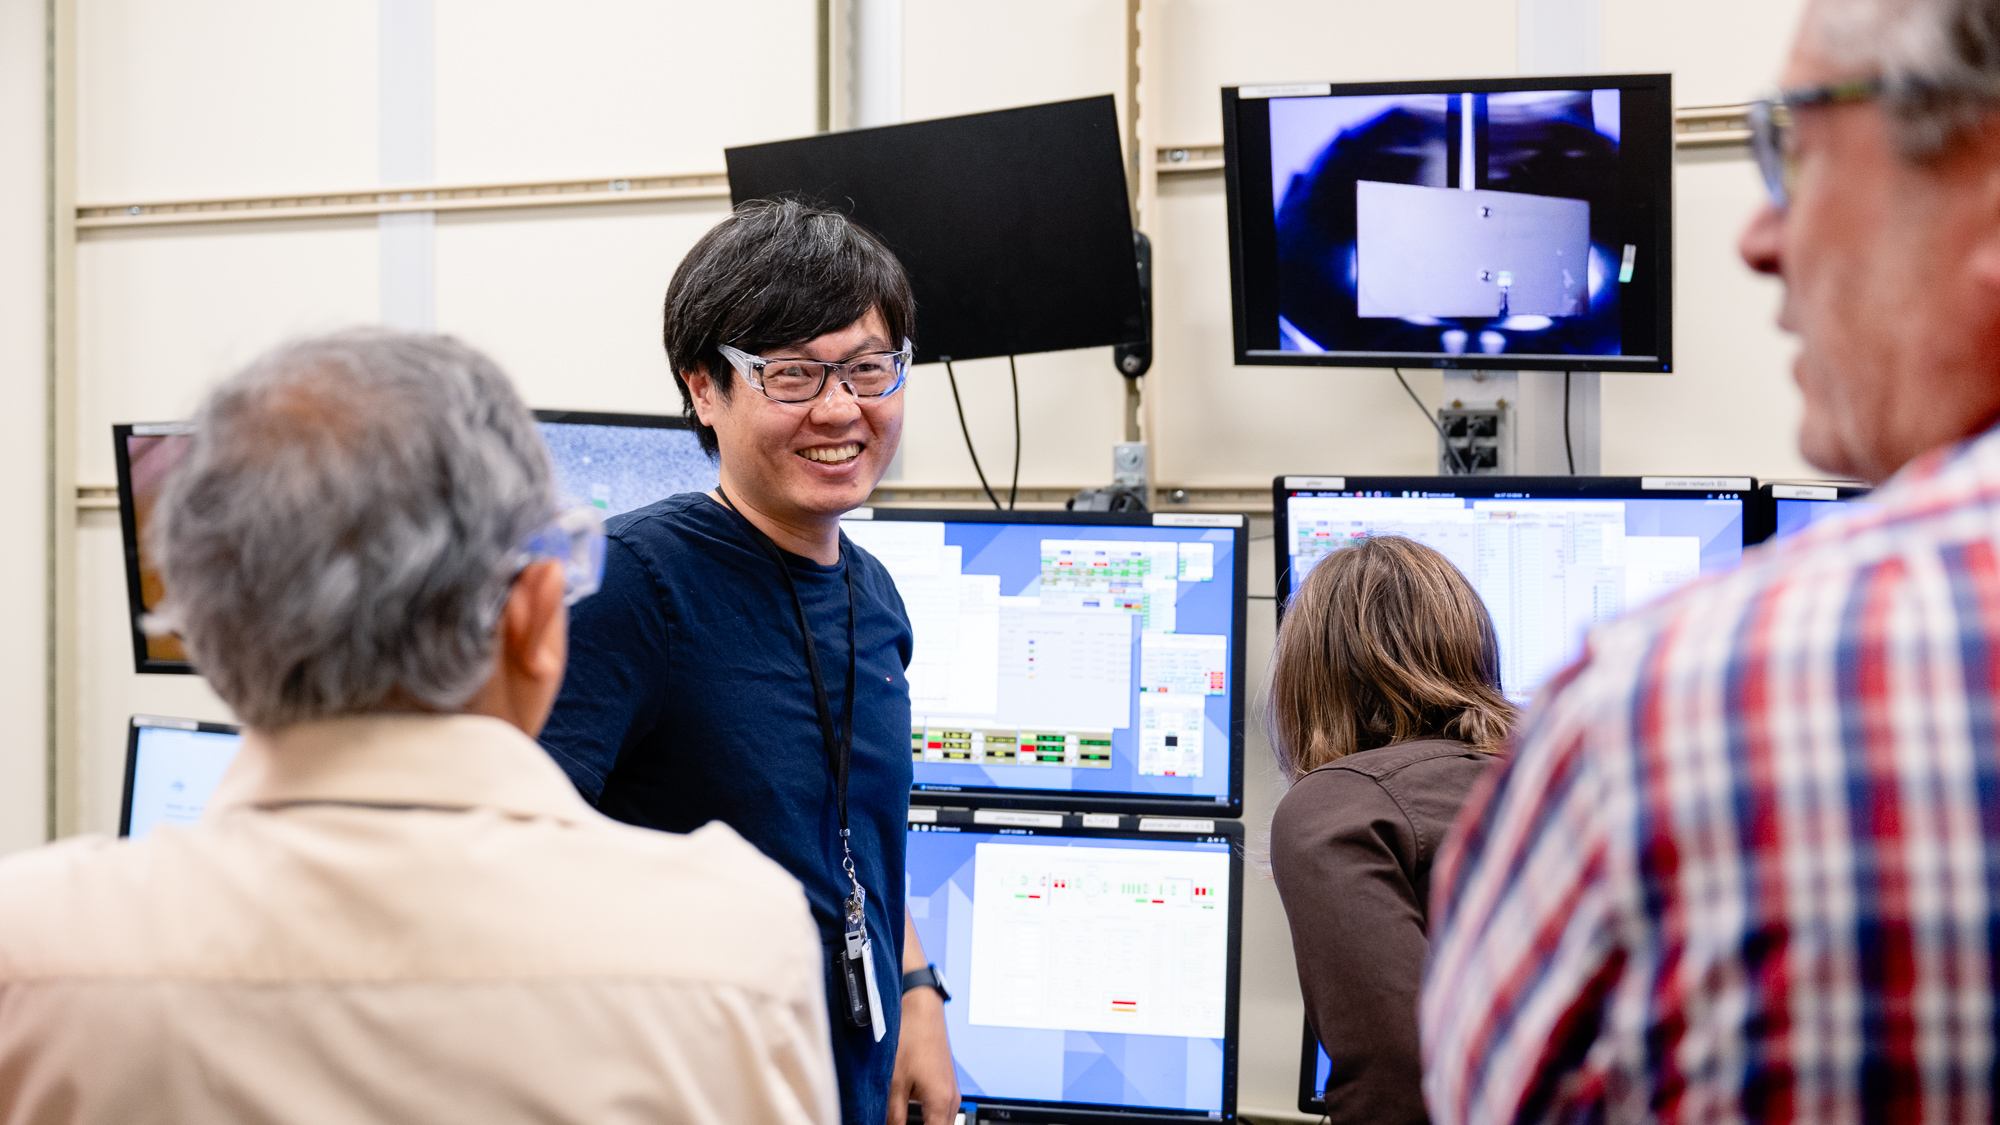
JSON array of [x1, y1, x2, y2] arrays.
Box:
[[513, 505, 607, 606]]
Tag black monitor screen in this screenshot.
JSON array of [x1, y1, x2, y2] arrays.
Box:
[[1224, 74, 1673, 372], [727, 95, 1145, 365]]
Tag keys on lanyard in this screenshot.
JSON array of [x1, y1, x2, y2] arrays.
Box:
[[714, 487, 885, 1042]]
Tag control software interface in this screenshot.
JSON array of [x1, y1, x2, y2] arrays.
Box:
[[536, 416, 717, 517], [907, 822, 1236, 1115], [1283, 483, 1744, 698], [1226, 75, 1672, 371], [126, 725, 242, 840], [841, 517, 1240, 809]]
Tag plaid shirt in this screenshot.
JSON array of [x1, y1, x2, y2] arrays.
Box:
[[1422, 428, 2000, 1125]]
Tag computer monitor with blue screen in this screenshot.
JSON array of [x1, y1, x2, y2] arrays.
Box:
[[119, 715, 243, 839], [906, 811, 1242, 1124], [841, 509, 1249, 817], [1297, 1021, 1332, 1114], [1750, 481, 1875, 544], [533, 410, 717, 516], [1273, 476, 1751, 700]]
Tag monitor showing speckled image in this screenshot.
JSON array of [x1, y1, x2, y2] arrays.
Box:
[[534, 410, 717, 516]]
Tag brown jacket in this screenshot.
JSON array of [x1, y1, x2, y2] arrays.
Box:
[[1270, 738, 1501, 1125]]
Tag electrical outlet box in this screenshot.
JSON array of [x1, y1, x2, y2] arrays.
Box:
[[1438, 406, 1511, 474]]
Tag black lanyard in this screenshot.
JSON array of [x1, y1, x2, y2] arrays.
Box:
[[713, 487, 864, 905]]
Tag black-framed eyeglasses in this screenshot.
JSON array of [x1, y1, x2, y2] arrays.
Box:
[[1748, 77, 1885, 211], [716, 339, 913, 405]]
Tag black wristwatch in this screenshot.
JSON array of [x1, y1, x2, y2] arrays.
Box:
[[901, 963, 951, 1003]]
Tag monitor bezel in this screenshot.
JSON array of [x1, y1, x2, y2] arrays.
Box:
[[1746, 480, 1874, 545], [1222, 72, 1676, 374], [1271, 475, 1757, 622], [113, 422, 197, 675], [1296, 1017, 1326, 1115], [906, 809, 1244, 1125], [119, 713, 243, 837], [854, 506, 1249, 818], [531, 408, 697, 430]]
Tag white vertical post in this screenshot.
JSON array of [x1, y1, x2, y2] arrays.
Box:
[[378, 0, 435, 332], [851, 0, 902, 129], [1508, 0, 1604, 473]]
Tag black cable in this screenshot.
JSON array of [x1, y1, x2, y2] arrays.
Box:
[[1008, 355, 1021, 510], [1564, 371, 1576, 475], [1395, 368, 1468, 475], [945, 360, 1002, 510]]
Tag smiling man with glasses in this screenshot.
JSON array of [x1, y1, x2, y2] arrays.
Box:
[[541, 199, 957, 1125], [1421, 1, 2000, 1122]]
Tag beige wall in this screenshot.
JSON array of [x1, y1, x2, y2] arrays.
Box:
[[48, 0, 1812, 1115], [0, 0, 50, 853]]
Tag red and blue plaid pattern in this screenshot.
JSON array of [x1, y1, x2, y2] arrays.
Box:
[[1422, 430, 2000, 1124]]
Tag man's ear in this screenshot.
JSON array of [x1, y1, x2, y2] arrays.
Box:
[[502, 559, 566, 687], [1963, 125, 2000, 291], [685, 367, 719, 427]]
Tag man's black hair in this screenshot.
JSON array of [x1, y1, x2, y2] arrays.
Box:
[[663, 197, 916, 456]]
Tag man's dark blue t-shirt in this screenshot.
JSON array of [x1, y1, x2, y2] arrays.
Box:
[[539, 493, 914, 1125]]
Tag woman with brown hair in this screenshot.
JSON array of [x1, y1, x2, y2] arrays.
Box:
[[1266, 535, 1514, 1125]]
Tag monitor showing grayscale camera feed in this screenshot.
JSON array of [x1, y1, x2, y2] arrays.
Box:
[[1224, 74, 1674, 372]]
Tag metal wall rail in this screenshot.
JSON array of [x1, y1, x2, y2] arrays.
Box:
[[75, 105, 1749, 233], [76, 170, 731, 231], [79, 481, 1274, 514]]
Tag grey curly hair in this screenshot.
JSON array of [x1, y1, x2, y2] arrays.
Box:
[[149, 328, 554, 730], [1811, 0, 2000, 156]]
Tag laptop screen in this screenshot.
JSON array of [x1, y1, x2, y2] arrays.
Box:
[[906, 814, 1241, 1120], [121, 718, 243, 839]]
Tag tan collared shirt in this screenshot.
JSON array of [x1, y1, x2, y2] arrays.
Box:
[[0, 714, 839, 1125]]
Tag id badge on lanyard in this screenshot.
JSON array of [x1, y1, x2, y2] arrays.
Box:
[[716, 487, 887, 1042], [839, 885, 888, 1041]]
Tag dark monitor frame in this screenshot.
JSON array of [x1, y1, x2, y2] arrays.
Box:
[[1272, 474, 1757, 622], [857, 507, 1250, 818], [1746, 480, 1874, 545], [1297, 1018, 1327, 1115], [119, 713, 242, 837], [1222, 72, 1675, 374], [908, 808, 1244, 1125], [532, 408, 695, 431], [113, 422, 196, 675]]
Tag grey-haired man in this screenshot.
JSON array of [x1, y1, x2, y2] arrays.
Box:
[[0, 330, 837, 1125]]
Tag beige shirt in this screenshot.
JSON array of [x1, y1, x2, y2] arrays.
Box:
[[0, 714, 839, 1125]]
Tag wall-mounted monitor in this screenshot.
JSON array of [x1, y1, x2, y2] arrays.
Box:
[[1273, 475, 1752, 701], [115, 411, 715, 675], [906, 808, 1242, 1125], [841, 509, 1248, 817], [1224, 74, 1674, 372], [727, 95, 1145, 365], [1747, 481, 1876, 545]]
